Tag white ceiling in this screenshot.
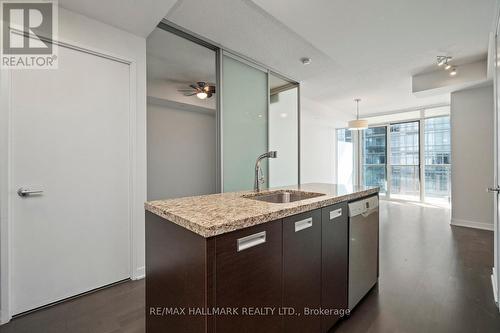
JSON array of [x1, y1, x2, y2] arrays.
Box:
[[60, 0, 497, 119], [166, 0, 497, 118], [59, 0, 178, 36]]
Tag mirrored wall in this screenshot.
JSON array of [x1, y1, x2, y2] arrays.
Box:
[[146, 26, 218, 200], [147, 23, 300, 198]]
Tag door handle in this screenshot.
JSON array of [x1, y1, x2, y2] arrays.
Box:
[[17, 187, 44, 197], [487, 186, 500, 192], [295, 217, 313, 232], [329, 208, 342, 220], [237, 231, 266, 252]]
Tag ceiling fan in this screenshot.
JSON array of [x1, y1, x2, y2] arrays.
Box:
[[178, 81, 216, 99]]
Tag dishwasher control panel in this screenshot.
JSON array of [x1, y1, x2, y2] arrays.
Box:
[[348, 196, 379, 217]]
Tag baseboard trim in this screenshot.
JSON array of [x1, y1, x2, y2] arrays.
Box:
[[132, 266, 145, 280], [0, 309, 11, 325], [450, 218, 494, 231], [493, 268, 499, 307]]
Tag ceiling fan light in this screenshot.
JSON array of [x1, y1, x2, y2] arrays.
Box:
[[449, 67, 457, 76], [348, 119, 368, 130], [196, 92, 208, 99], [444, 63, 451, 70]]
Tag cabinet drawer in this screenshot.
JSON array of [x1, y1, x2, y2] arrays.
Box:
[[283, 209, 322, 333], [321, 202, 348, 332], [215, 220, 282, 333]]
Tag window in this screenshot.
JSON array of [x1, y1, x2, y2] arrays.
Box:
[[390, 121, 420, 201], [336, 128, 354, 185], [424, 117, 451, 205], [361, 127, 387, 194], [336, 107, 451, 206]]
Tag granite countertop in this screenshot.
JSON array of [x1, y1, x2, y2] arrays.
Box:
[[144, 183, 379, 238]]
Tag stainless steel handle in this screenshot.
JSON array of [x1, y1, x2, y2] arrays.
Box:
[[237, 231, 266, 252], [487, 186, 500, 192], [295, 217, 313, 232], [329, 208, 342, 220], [17, 188, 43, 197], [362, 208, 378, 218]]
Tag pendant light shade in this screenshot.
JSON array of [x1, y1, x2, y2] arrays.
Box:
[[348, 119, 368, 130], [348, 98, 368, 130]]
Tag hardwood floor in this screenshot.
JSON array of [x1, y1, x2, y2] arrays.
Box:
[[1, 280, 145, 333], [334, 201, 500, 333], [2, 201, 499, 333]]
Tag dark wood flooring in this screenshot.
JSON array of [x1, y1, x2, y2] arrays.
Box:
[[1, 201, 499, 333]]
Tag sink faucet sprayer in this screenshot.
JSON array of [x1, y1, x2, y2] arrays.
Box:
[[254, 151, 278, 192]]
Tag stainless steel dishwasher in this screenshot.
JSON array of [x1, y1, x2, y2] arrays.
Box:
[[348, 195, 379, 310]]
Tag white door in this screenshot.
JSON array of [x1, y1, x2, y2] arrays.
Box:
[[493, 15, 500, 309], [11, 44, 131, 315]]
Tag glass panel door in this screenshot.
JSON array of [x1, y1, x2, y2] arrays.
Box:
[[390, 121, 420, 201], [362, 127, 387, 194], [424, 116, 451, 205], [222, 55, 268, 192], [268, 75, 299, 187]]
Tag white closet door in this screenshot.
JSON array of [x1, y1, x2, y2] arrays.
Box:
[[11, 44, 131, 314]]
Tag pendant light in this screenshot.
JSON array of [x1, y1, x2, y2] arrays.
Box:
[[348, 98, 368, 130]]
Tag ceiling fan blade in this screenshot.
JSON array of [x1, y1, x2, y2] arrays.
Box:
[[183, 92, 197, 96], [189, 84, 198, 89], [178, 89, 196, 92]]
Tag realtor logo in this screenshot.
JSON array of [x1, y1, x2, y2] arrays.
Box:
[[1, 0, 58, 69]]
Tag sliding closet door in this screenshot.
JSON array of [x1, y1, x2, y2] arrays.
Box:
[[222, 55, 268, 192]]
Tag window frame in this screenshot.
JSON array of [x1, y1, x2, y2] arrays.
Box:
[[335, 109, 451, 206]]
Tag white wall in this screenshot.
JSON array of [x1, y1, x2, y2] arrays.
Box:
[[299, 97, 349, 185], [451, 84, 494, 230], [300, 111, 336, 184], [0, 7, 147, 323], [147, 102, 216, 200]]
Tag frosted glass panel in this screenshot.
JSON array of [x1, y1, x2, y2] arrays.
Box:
[[269, 87, 298, 187], [222, 55, 268, 192]]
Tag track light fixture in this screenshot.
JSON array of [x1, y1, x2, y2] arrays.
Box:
[[437, 56, 457, 76], [437, 56, 452, 66]]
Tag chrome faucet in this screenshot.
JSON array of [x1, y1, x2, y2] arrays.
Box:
[[254, 151, 278, 192]]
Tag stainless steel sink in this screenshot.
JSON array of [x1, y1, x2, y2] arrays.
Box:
[[243, 190, 326, 203]]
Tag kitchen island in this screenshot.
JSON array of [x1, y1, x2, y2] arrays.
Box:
[[145, 183, 379, 333]]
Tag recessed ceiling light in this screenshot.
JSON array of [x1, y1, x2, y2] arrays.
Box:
[[301, 57, 312, 65]]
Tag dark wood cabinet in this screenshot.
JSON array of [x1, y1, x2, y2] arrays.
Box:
[[146, 195, 374, 333], [283, 209, 322, 333], [145, 211, 210, 333], [321, 202, 349, 332], [215, 220, 283, 333]]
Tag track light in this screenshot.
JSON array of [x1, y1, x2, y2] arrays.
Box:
[[437, 56, 452, 67]]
